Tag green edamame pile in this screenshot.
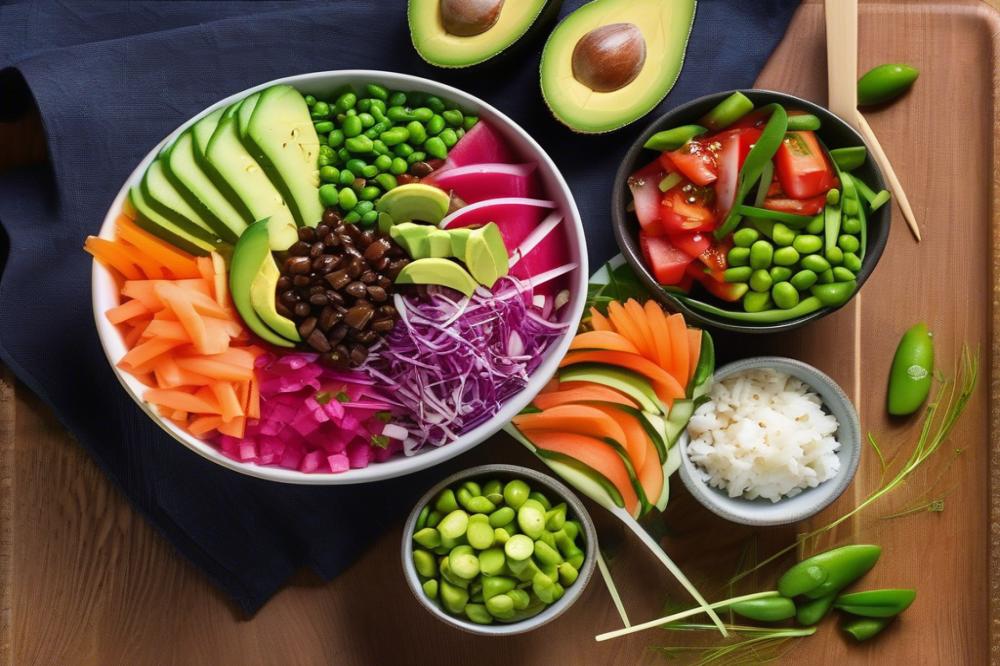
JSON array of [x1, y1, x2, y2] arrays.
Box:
[[411, 476, 586, 625], [307, 83, 478, 227]]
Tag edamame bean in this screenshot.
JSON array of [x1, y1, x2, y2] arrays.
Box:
[[887, 323, 934, 416], [416, 505, 430, 531], [801, 254, 830, 273], [489, 507, 515, 528], [858, 63, 920, 106], [528, 491, 551, 511], [790, 269, 818, 291], [826, 188, 840, 205], [467, 521, 495, 550], [749, 269, 773, 293], [773, 246, 800, 266], [558, 562, 579, 586], [482, 576, 517, 601], [338, 187, 358, 211], [842, 216, 862, 234], [817, 268, 835, 284], [361, 210, 379, 226], [389, 157, 409, 175], [413, 527, 442, 549], [792, 234, 823, 255], [426, 510, 442, 529], [464, 603, 493, 624], [749, 240, 774, 270], [427, 114, 445, 136], [314, 120, 334, 134], [843, 252, 862, 273], [443, 109, 464, 127], [478, 548, 506, 576], [825, 246, 844, 265], [464, 115, 478, 130], [319, 166, 339, 183], [365, 83, 388, 100], [311, 101, 330, 118], [334, 91, 357, 113], [422, 578, 439, 601], [769, 266, 792, 283], [832, 266, 856, 282], [346, 136, 373, 153], [438, 509, 470, 540], [413, 549, 437, 578], [507, 588, 531, 610], [833, 589, 916, 618], [406, 150, 427, 164], [777, 545, 881, 598], [342, 114, 362, 137], [805, 214, 825, 235], [440, 579, 469, 614], [724, 266, 752, 283], [406, 120, 427, 145], [743, 291, 772, 313], [345, 158, 367, 174], [503, 480, 530, 509], [517, 501, 546, 539], [772, 223, 796, 247], [772, 282, 800, 310], [450, 546, 481, 580], [733, 227, 760, 247], [812, 280, 856, 307], [843, 198, 859, 216], [728, 246, 751, 266], [486, 593, 516, 619], [493, 527, 511, 544], [439, 128, 459, 148], [344, 210, 362, 224], [466, 496, 497, 514], [304, 94, 317, 107], [838, 234, 860, 254], [534, 540, 563, 566], [373, 154, 393, 172], [319, 184, 339, 207], [380, 126, 409, 146], [387, 106, 416, 123], [424, 136, 448, 159], [505, 534, 534, 561]]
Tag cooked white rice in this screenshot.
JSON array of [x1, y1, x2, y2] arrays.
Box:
[[686, 368, 841, 503]]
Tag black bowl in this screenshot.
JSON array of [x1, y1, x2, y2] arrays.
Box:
[[611, 89, 890, 334]]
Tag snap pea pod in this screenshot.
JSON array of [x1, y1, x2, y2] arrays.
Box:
[[777, 545, 881, 599], [699, 92, 755, 131], [796, 593, 837, 626], [858, 63, 920, 106], [811, 280, 857, 308], [834, 589, 916, 618], [824, 189, 842, 253], [715, 104, 789, 240], [785, 113, 821, 131], [842, 616, 894, 642], [676, 294, 824, 323], [727, 596, 797, 622], [852, 176, 892, 211], [887, 323, 934, 416], [829, 146, 868, 171], [644, 124, 707, 151], [754, 160, 774, 207], [737, 205, 813, 228]]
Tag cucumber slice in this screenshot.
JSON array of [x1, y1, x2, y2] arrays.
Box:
[[125, 187, 216, 256], [559, 364, 666, 414], [140, 159, 219, 242]]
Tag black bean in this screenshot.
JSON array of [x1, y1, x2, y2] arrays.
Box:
[[359, 230, 376, 246], [298, 316, 318, 338], [378, 304, 397, 318], [426, 158, 446, 171], [306, 329, 332, 352], [309, 292, 329, 306], [328, 323, 349, 346], [287, 256, 312, 274], [293, 302, 311, 317], [280, 290, 298, 305], [344, 303, 374, 330], [275, 302, 294, 319], [325, 270, 351, 290], [372, 256, 390, 272], [313, 255, 337, 273], [290, 241, 311, 256], [366, 285, 388, 302], [297, 227, 315, 242], [398, 173, 420, 186], [387, 260, 408, 279], [344, 281, 367, 299], [277, 275, 293, 291], [319, 306, 341, 331], [309, 242, 324, 258], [316, 223, 331, 238], [354, 330, 378, 345], [322, 232, 339, 248], [376, 275, 392, 290], [345, 258, 363, 278], [328, 290, 345, 305], [292, 274, 311, 287], [349, 344, 368, 365], [409, 161, 434, 178], [364, 238, 391, 262], [371, 318, 395, 334], [309, 284, 326, 295], [360, 270, 377, 285]]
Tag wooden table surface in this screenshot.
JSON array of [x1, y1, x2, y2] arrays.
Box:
[[2, 1, 998, 664]]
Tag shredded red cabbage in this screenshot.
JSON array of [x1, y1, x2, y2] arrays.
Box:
[[363, 276, 568, 453], [212, 352, 403, 473]]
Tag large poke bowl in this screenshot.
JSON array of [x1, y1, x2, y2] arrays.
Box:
[[89, 70, 587, 484]]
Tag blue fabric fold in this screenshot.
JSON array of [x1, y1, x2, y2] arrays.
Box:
[[0, 0, 800, 613]]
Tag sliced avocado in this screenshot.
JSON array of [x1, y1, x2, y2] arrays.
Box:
[[540, 0, 696, 133], [427, 231, 453, 258], [236, 92, 261, 137], [250, 253, 301, 342], [140, 159, 220, 243], [229, 219, 297, 347], [558, 364, 666, 414], [461, 223, 508, 287], [244, 85, 323, 227], [125, 187, 217, 256], [395, 258, 479, 297], [204, 111, 298, 250], [409, 0, 561, 68], [163, 131, 247, 243], [376, 183, 450, 225], [390, 222, 436, 257]]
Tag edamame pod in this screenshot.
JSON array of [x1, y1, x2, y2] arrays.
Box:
[[796, 593, 836, 626], [887, 323, 934, 416], [777, 544, 881, 598], [858, 63, 919, 106], [729, 596, 797, 622], [834, 589, 916, 618]]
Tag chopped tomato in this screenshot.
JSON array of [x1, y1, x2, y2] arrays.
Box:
[[730, 108, 770, 130], [669, 231, 711, 259], [774, 130, 835, 199], [657, 152, 676, 173], [640, 232, 694, 285], [666, 139, 719, 186], [628, 159, 667, 236], [660, 185, 717, 233], [698, 237, 731, 273], [767, 178, 783, 197], [763, 194, 828, 216], [686, 263, 743, 302]]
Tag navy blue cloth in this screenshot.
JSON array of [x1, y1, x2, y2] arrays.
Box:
[[0, 0, 800, 613]]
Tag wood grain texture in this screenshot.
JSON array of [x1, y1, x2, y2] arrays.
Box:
[[0, 1, 997, 664]]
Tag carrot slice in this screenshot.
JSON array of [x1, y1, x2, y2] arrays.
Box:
[[189, 415, 223, 437], [589, 307, 613, 332], [105, 298, 149, 325], [643, 300, 674, 370], [246, 378, 260, 420], [606, 301, 652, 358], [524, 430, 639, 517], [153, 356, 185, 388], [687, 328, 702, 386], [569, 330, 640, 355], [623, 299, 657, 360], [587, 404, 648, 471], [512, 405, 629, 447], [667, 314, 690, 390], [156, 283, 229, 354], [117, 239, 169, 280], [533, 384, 639, 411], [206, 347, 258, 369], [84, 237, 144, 280], [210, 252, 229, 309], [119, 337, 184, 369], [196, 256, 215, 282], [558, 350, 684, 406], [122, 323, 146, 348], [142, 319, 189, 341], [174, 357, 253, 382], [144, 388, 221, 414], [210, 381, 244, 421], [120, 281, 165, 311], [115, 216, 200, 278], [217, 416, 246, 438], [636, 446, 665, 508]]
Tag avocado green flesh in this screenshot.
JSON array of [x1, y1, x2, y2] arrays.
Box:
[[204, 113, 298, 250], [390, 222, 510, 287], [126, 187, 216, 256], [229, 219, 296, 347], [395, 258, 479, 297], [377, 183, 451, 224], [244, 85, 323, 227], [249, 254, 301, 342], [540, 0, 696, 133], [163, 131, 247, 243], [141, 160, 219, 242]]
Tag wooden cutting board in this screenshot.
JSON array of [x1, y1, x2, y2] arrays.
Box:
[[1, 0, 997, 663]]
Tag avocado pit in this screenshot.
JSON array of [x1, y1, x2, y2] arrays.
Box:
[[440, 0, 504, 37], [571, 22, 646, 93]]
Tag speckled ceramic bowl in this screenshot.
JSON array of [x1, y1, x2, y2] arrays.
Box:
[[678, 357, 861, 526], [401, 464, 597, 636]]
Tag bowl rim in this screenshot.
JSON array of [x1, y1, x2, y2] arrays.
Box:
[[91, 69, 588, 485], [400, 463, 598, 636], [677, 356, 862, 527], [611, 88, 890, 334]]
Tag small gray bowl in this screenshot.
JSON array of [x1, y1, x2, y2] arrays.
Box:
[[401, 464, 597, 636], [678, 357, 861, 526]]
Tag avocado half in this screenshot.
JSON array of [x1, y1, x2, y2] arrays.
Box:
[[409, 0, 562, 68], [540, 0, 696, 133]]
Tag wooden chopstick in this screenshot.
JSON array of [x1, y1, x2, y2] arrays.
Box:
[[854, 111, 922, 242]]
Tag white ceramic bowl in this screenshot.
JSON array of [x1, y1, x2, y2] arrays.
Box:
[[91, 70, 587, 485], [678, 357, 862, 526]]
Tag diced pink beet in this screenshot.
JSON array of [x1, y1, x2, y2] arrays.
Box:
[[280, 447, 303, 470], [629, 159, 666, 237], [327, 453, 350, 473], [239, 441, 257, 462], [440, 197, 556, 250], [347, 440, 371, 468], [426, 163, 538, 203], [300, 450, 323, 473], [442, 121, 514, 168]]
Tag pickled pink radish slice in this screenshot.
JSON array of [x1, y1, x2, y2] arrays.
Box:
[[439, 197, 556, 248], [509, 211, 563, 268], [526, 262, 578, 290], [427, 163, 539, 203], [511, 216, 572, 289], [443, 121, 515, 168]]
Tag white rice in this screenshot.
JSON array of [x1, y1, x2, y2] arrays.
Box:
[[686, 368, 841, 503]]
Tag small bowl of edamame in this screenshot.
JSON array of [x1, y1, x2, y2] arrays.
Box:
[[402, 464, 597, 635], [611, 88, 891, 334]]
